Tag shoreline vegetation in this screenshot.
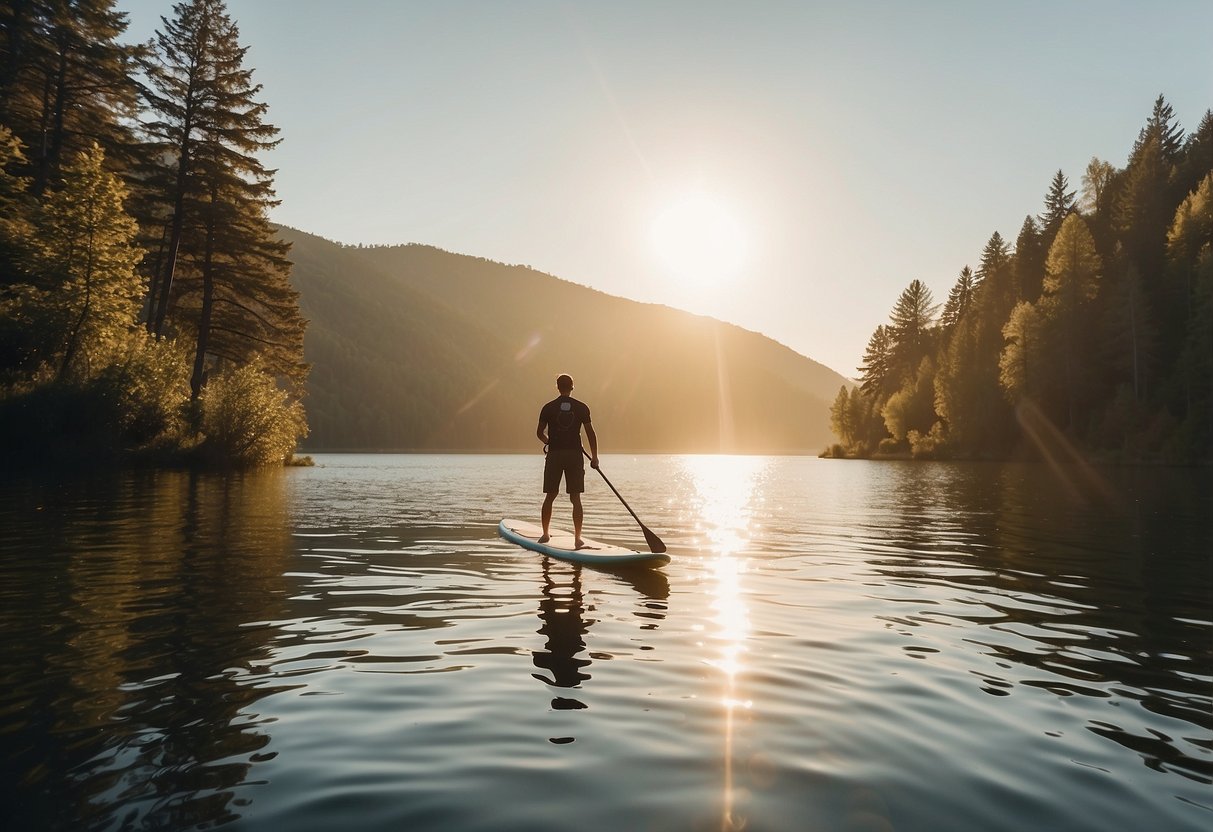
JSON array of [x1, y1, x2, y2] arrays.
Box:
[[0, 1, 307, 471], [825, 97, 1213, 467], [2, 4, 1209, 471]]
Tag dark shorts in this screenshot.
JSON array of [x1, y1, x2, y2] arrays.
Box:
[[543, 448, 585, 494]]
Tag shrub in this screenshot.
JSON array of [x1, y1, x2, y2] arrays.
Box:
[[877, 437, 902, 455], [92, 332, 191, 448], [200, 360, 308, 467]]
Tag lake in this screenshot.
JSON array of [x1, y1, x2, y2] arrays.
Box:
[[1, 454, 1210, 831]]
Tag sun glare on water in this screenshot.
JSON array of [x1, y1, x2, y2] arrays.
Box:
[[651, 192, 747, 287]]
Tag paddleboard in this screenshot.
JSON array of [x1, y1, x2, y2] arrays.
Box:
[[498, 518, 671, 567]]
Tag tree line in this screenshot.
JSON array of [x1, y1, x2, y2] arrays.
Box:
[[0, 0, 307, 467], [829, 96, 1213, 464]]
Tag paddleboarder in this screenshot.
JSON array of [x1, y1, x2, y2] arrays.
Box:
[[537, 373, 598, 548]]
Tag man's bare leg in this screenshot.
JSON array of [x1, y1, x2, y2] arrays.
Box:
[[570, 492, 584, 548], [539, 492, 557, 543]]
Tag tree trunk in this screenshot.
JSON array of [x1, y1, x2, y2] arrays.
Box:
[[59, 227, 96, 381], [190, 222, 215, 400], [153, 141, 189, 337]]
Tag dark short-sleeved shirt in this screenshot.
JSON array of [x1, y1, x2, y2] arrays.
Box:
[[538, 396, 591, 450]]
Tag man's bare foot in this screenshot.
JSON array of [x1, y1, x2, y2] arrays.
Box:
[[574, 539, 586, 549], [537, 534, 550, 543]]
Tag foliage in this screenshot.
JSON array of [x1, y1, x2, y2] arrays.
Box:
[[0, 0, 308, 469], [0, 0, 141, 192], [831, 94, 1213, 463], [138, 0, 305, 401], [999, 301, 1044, 403], [33, 143, 144, 378], [200, 359, 306, 467]]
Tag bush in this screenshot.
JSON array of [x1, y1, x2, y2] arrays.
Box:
[[92, 332, 191, 449], [909, 422, 949, 460], [200, 360, 308, 467], [877, 437, 903, 455]]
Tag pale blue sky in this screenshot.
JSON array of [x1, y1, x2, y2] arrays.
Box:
[[118, 1, 1213, 378]]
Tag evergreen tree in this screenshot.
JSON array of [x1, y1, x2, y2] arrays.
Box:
[[1116, 133, 1179, 368], [887, 279, 938, 386], [1080, 156, 1120, 259], [1167, 172, 1213, 274], [0, 0, 141, 194], [1100, 253, 1153, 403], [976, 230, 1015, 314], [940, 266, 975, 330], [999, 300, 1045, 404], [140, 0, 305, 400], [1039, 213, 1102, 429], [858, 324, 894, 396], [1038, 169, 1076, 248], [1133, 94, 1185, 167], [1166, 172, 1213, 430], [1012, 215, 1046, 303], [1178, 110, 1213, 199]]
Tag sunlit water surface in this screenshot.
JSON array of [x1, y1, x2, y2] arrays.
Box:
[[1, 454, 1210, 831]]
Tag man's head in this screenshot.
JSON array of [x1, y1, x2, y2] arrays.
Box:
[[556, 373, 574, 395]]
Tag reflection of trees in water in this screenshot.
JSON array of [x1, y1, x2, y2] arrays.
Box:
[[0, 470, 294, 829], [872, 463, 1213, 784], [531, 559, 669, 716]]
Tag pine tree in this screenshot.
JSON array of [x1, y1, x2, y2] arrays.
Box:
[[940, 266, 975, 330], [1040, 213, 1102, 429], [887, 279, 938, 386], [1012, 215, 1046, 303], [858, 324, 894, 397], [1038, 170, 1076, 248], [140, 0, 306, 401], [976, 230, 1015, 315], [1178, 110, 1213, 199], [0, 0, 141, 194], [1133, 94, 1185, 167]]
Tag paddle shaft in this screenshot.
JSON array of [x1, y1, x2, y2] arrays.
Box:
[[582, 449, 667, 554]]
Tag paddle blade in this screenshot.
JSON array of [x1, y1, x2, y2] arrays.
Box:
[[641, 525, 667, 554]]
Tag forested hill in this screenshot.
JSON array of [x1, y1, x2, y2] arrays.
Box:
[[281, 226, 848, 452]]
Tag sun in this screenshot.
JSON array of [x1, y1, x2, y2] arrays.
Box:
[[651, 192, 747, 286]]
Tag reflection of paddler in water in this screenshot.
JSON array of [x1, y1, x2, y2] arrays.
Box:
[[531, 557, 671, 712], [532, 557, 592, 709]]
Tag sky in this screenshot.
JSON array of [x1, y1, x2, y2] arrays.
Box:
[[117, 0, 1213, 379]]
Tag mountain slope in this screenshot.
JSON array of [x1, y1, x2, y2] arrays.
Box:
[[281, 227, 851, 452]]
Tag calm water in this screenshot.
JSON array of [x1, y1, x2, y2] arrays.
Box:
[[1, 454, 1210, 831]]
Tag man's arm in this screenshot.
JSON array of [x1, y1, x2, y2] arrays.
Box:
[[536, 418, 548, 446], [585, 423, 599, 468]]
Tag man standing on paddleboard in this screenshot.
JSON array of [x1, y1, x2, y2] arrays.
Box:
[[536, 373, 599, 548]]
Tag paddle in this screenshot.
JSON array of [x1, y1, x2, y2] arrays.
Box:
[[583, 449, 667, 554]]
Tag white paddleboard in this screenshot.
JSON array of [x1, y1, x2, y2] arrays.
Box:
[[498, 518, 670, 567]]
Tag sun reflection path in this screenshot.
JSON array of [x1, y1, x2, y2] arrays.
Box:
[[681, 455, 765, 832]]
